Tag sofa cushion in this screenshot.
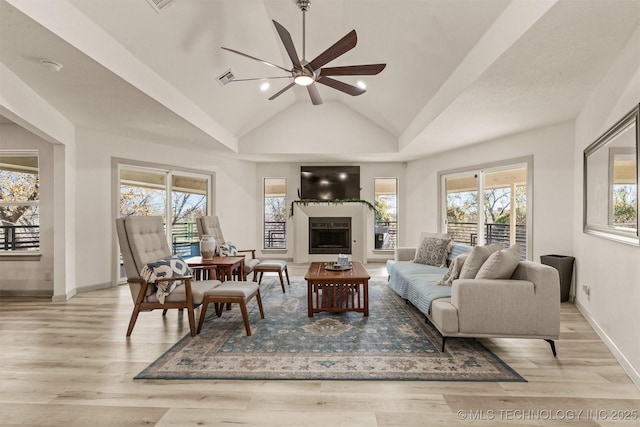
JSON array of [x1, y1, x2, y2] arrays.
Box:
[[413, 232, 451, 267], [438, 253, 468, 285], [458, 243, 503, 279], [475, 244, 521, 279]]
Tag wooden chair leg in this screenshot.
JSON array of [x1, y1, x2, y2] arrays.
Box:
[[162, 309, 168, 316], [187, 307, 196, 337], [284, 267, 290, 286], [239, 301, 251, 336], [256, 290, 265, 319], [197, 299, 210, 334], [278, 271, 285, 292], [258, 272, 264, 284], [126, 307, 141, 337]]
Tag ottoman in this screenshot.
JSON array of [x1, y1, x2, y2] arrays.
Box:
[[253, 260, 290, 293]]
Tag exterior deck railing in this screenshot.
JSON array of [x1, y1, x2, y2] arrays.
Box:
[[264, 221, 286, 249], [0, 224, 40, 251], [447, 221, 527, 258]]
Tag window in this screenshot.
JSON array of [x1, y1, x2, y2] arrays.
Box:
[[440, 159, 531, 259], [263, 178, 286, 249], [374, 177, 398, 250], [118, 164, 211, 280], [0, 152, 39, 252]]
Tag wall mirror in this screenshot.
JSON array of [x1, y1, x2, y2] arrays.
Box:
[[584, 104, 639, 246]]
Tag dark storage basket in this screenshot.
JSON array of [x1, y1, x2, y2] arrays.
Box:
[[540, 254, 575, 302]]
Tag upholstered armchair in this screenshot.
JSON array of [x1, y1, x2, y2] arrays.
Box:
[[196, 216, 261, 279], [116, 216, 221, 337]]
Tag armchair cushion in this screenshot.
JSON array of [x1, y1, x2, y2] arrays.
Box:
[[412, 232, 451, 267], [217, 242, 238, 256], [140, 254, 192, 304]]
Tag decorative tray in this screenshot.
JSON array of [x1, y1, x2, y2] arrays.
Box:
[[324, 263, 352, 271]]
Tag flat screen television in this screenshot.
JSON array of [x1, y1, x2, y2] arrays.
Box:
[[300, 166, 360, 200]]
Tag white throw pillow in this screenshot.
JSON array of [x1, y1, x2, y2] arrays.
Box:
[[458, 243, 503, 279], [438, 253, 468, 286], [412, 232, 451, 267], [217, 241, 238, 256], [475, 243, 521, 280]]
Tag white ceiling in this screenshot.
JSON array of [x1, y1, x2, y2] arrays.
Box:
[[1, 0, 639, 162]]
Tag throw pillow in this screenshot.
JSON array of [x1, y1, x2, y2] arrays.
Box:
[[458, 243, 503, 279], [475, 243, 521, 280], [139, 254, 192, 304], [413, 232, 451, 267], [217, 241, 238, 256], [438, 253, 468, 286]]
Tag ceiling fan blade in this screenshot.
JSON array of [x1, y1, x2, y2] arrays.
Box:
[[317, 76, 365, 96], [228, 76, 292, 82], [272, 20, 302, 69], [307, 30, 357, 71], [320, 64, 386, 76], [307, 83, 323, 105], [221, 47, 292, 74], [268, 82, 296, 100]]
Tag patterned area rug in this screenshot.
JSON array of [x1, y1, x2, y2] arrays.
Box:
[[136, 277, 525, 381]]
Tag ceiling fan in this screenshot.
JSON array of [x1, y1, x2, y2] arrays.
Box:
[[221, 0, 386, 105]]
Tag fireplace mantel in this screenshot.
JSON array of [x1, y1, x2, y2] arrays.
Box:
[[292, 202, 369, 264]]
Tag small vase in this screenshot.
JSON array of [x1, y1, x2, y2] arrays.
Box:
[[200, 235, 216, 260]]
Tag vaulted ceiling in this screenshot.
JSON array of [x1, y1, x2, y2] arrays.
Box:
[[1, 0, 639, 162]]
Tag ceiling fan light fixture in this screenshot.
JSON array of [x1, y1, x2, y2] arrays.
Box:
[[294, 75, 314, 86]]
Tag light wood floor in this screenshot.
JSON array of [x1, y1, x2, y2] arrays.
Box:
[[1, 262, 639, 426]]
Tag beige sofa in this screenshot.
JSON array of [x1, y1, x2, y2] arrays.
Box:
[[391, 247, 561, 356]]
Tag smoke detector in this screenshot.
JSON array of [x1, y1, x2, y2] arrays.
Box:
[[40, 59, 63, 72]]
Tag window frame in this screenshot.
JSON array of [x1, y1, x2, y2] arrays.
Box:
[[0, 150, 40, 256], [438, 156, 533, 260], [263, 177, 287, 250], [373, 177, 399, 251]]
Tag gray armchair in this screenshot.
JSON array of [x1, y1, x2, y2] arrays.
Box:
[[196, 216, 260, 278], [116, 216, 221, 337]]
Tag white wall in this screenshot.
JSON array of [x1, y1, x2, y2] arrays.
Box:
[[573, 27, 640, 387], [255, 162, 406, 262], [403, 121, 575, 262], [0, 124, 55, 295], [72, 128, 257, 292]]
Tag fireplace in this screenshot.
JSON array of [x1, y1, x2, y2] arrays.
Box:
[[309, 217, 351, 254]]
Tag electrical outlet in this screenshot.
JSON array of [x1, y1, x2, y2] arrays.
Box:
[[582, 285, 590, 299], [44, 272, 52, 282]]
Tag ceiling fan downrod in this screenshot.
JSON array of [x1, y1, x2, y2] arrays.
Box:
[[297, 0, 310, 61]]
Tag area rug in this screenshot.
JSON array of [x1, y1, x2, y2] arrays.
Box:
[[136, 277, 525, 381]]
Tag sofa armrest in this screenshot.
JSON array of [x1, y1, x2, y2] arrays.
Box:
[[451, 279, 537, 335], [394, 247, 416, 261]]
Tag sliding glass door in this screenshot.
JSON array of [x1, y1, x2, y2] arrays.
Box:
[[118, 165, 210, 281], [441, 160, 530, 259]]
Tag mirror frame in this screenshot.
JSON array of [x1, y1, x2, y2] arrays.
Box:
[[583, 103, 639, 246]]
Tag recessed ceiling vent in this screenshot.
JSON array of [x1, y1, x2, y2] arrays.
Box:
[[217, 69, 235, 86], [146, 0, 175, 13]]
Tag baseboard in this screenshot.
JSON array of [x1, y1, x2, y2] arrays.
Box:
[[52, 287, 76, 302], [0, 289, 52, 298], [574, 299, 640, 390]]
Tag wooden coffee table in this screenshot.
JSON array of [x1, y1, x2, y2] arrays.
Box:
[[304, 261, 370, 317]]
